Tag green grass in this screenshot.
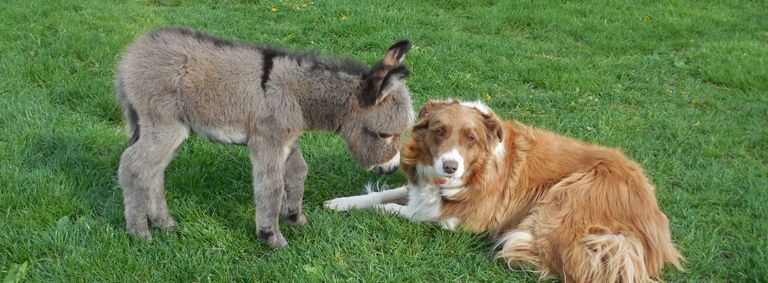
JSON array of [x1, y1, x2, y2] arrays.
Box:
[[1, 0, 766, 281]]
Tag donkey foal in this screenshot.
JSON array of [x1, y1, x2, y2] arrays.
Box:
[[116, 27, 414, 248]]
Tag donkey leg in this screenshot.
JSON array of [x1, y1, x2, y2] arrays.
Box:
[[119, 143, 152, 240], [118, 123, 188, 239], [282, 141, 309, 226], [146, 125, 188, 231], [248, 137, 289, 249]]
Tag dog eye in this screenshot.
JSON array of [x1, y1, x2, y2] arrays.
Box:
[[433, 128, 445, 137], [465, 134, 476, 142], [378, 133, 393, 139]]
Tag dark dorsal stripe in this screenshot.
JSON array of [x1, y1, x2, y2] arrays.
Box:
[[261, 48, 281, 91], [152, 28, 367, 92]]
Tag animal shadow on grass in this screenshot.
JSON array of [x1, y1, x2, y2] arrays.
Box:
[[28, 131, 383, 241], [29, 131, 126, 223], [28, 132, 250, 238]]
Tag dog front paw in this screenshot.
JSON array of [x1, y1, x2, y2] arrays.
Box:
[[324, 197, 356, 211]]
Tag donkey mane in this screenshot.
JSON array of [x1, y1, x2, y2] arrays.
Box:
[[153, 27, 369, 77]]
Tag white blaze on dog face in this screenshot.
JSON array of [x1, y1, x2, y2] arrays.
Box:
[[435, 148, 465, 178], [412, 100, 504, 186]]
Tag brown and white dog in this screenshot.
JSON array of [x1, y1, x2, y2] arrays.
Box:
[[326, 100, 683, 282]]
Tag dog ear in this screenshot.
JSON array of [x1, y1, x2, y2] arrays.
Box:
[[410, 102, 435, 140], [417, 100, 460, 118], [359, 40, 412, 107], [411, 119, 430, 142], [412, 116, 429, 133], [417, 101, 435, 119], [482, 111, 504, 143]]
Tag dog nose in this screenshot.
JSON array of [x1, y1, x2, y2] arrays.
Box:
[[443, 160, 458, 174]]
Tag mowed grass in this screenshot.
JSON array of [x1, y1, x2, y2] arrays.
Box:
[[1, 0, 766, 281]]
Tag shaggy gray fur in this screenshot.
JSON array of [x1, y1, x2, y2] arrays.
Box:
[[115, 27, 414, 248]]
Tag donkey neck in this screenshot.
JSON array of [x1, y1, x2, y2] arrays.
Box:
[[269, 57, 364, 132]]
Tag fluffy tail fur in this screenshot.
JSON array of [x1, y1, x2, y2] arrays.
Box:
[[580, 230, 652, 283], [116, 80, 140, 144], [495, 160, 684, 282], [495, 231, 552, 280], [496, 228, 683, 283]]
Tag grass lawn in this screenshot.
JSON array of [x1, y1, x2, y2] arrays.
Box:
[[1, 0, 766, 281]]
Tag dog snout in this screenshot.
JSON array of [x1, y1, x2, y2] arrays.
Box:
[[443, 160, 458, 174]]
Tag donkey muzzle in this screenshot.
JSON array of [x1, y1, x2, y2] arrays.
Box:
[[372, 152, 400, 175]]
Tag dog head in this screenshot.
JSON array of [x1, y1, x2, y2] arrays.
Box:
[[404, 100, 504, 188]]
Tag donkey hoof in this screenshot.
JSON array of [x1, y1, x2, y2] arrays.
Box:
[[258, 228, 288, 249], [270, 234, 288, 249], [286, 213, 309, 227], [127, 228, 153, 241], [150, 216, 177, 231]]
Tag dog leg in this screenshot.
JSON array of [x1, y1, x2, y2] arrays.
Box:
[[119, 123, 188, 240], [248, 136, 289, 249], [438, 218, 460, 230], [324, 186, 408, 211], [281, 141, 308, 226]]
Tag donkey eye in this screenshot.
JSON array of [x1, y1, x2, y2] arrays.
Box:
[[378, 133, 393, 139]]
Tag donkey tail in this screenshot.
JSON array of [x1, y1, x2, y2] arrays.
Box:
[[116, 79, 140, 144]]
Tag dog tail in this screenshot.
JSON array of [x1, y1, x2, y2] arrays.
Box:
[[495, 231, 554, 280], [569, 161, 684, 282], [578, 228, 653, 283], [495, 228, 683, 283], [116, 79, 140, 144], [497, 159, 684, 282]]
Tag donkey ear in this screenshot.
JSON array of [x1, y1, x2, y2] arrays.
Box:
[[376, 65, 410, 103], [359, 40, 413, 107], [381, 40, 412, 67]]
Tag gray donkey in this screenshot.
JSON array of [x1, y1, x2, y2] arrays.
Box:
[[116, 27, 414, 248]]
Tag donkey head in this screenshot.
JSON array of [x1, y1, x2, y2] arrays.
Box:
[[339, 40, 414, 175]]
